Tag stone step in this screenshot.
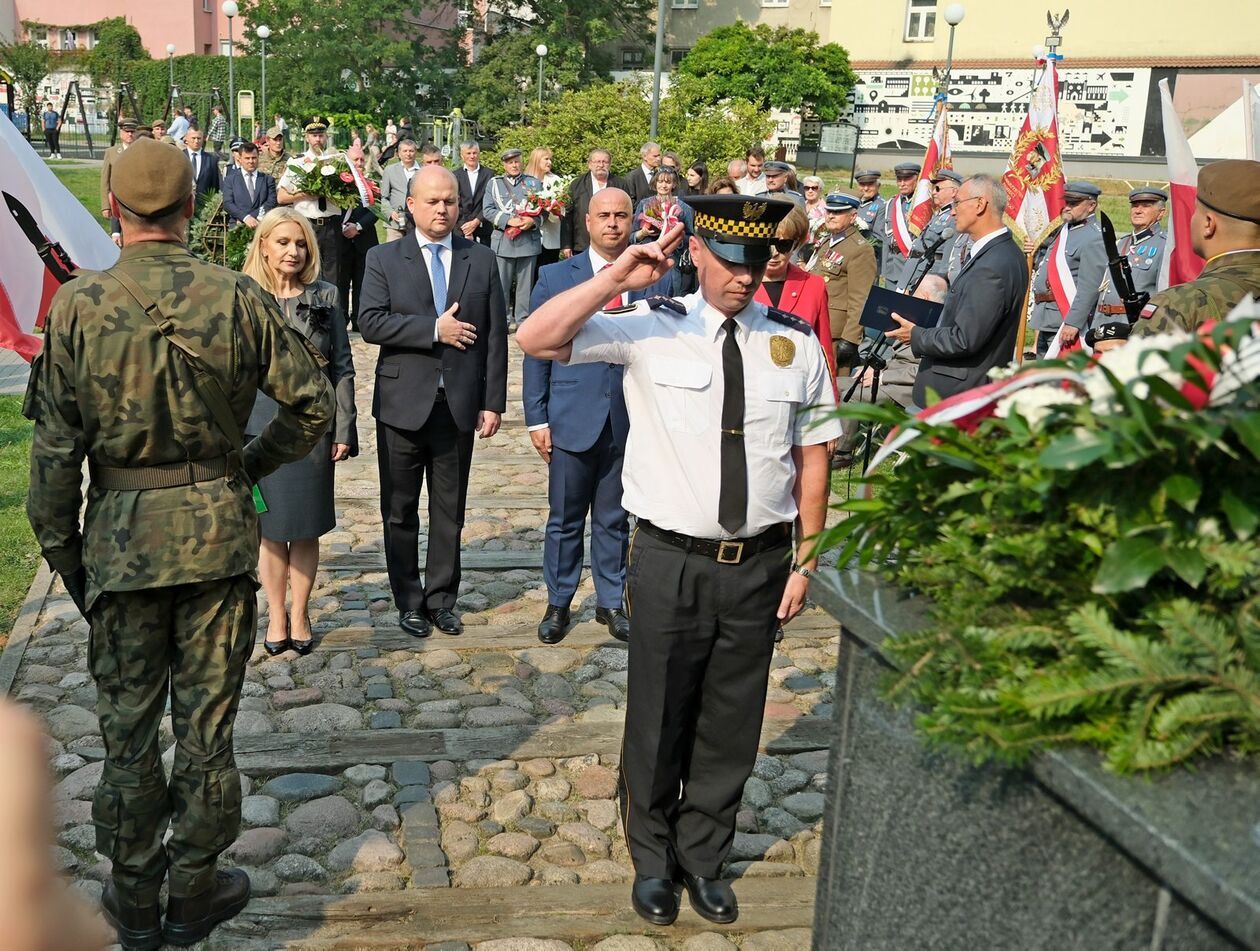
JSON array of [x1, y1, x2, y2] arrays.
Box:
[[324, 550, 559, 571], [233, 715, 833, 774], [215, 879, 816, 947], [302, 610, 838, 652]]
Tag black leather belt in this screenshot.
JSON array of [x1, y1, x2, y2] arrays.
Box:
[[310, 216, 339, 228], [90, 452, 240, 491], [637, 519, 791, 566]]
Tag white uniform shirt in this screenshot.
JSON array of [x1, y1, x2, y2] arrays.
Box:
[[278, 149, 341, 219], [568, 293, 841, 538]]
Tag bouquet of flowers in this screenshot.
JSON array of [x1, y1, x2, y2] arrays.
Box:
[[535, 175, 574, 218], [637, 198, 683, 237], [285, 152, 384, 218]]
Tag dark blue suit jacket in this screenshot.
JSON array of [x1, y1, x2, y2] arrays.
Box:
[[221, 168, 277, 224], [522, 254, 672, 453]]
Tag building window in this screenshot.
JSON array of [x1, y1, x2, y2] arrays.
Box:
[[621, 48, 645, 68], [219, 39, 232, 56], [905, 0, 936, 41], [669, 48, 691, 66], [820, 0, 831, 5], [671, 0, 697, 7], [59, 29, 77, 50], [204, 0, 213, 11], [762, 0, 789, 6]]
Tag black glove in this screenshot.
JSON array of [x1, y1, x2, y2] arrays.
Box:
[[62, 567, 88, 616], [834, 339, 860, 366]]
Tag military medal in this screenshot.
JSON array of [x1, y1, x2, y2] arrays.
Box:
[[769, 335, 795, 367]]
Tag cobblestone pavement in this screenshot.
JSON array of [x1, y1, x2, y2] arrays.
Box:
[[5, 335, 835, 949]]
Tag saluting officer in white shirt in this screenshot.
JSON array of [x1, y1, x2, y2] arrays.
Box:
[[518, 195, 838, 929]]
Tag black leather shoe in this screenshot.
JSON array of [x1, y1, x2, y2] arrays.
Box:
[[400, 610, 431, 637], [537, 604, 571, 644], [163, 868, 251, 946], [631, 875, 680, 926], [595, 606, 630, 642], [428, 607, 463, 635], [291, 614, 315, 655], [100, 882, 163, 951], [678, 869, 738, 924], [262, 636, 291, 656]]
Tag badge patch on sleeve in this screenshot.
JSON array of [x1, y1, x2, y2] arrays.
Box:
[[769, 334, 796, 367]]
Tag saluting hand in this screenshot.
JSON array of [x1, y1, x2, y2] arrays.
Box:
[[607, 221, 686, 291], [437, 302, 478, 350]]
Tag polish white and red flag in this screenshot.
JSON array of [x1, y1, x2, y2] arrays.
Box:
[[0, 116, 119, 360], [909, 97, 952, 234], [1156, 78, 1206, 292], [1002, 56, 1066, 248]]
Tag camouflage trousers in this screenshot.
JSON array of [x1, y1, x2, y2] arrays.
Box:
[[87, 574, 257, 904]]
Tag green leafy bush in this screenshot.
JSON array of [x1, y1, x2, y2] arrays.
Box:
[[822, 317, 1260, 772]]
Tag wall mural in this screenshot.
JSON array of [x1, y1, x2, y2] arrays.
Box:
[[844, 66, 1153, 157]]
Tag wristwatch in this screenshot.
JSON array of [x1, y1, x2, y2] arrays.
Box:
[[791, 564, 814, 580]]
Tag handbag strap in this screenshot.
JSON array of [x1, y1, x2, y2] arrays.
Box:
[[104, 267, 244, 451]]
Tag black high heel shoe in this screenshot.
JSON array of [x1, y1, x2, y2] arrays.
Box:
[[291, 613, 315, 656], [263, 617, 292, 656]]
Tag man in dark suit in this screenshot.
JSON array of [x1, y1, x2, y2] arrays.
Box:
[[559, 148, 626, 259], [455, 140, 492, 246], [523, 188, 672, 645], [359, 166, 509, 637], [183, 129, 221, 202], [221, 142, 277, 227], [885, 174, 1028, 407], [623, 141, 661, 209], [337, 144, 381, 330]]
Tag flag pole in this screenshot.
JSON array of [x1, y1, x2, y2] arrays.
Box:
[[1014, 252, 1034, 364]]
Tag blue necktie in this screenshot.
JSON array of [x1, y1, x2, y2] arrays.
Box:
[[427, 244, 447, 314]]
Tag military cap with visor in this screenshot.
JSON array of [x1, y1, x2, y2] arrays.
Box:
[[684, 194, 793, 266], [1129, 187, 1168, 203], [110, 138, 194, 218], [824, 192, 861, 212], [854, 169, 881, 183], [1063, 181, 1102, 200], [500, 147, 522, 161], [1195, 159, 1260, 224], [303, 115, 328, 133], [118, 118, 139, 131], [266, 125, 284, 138], [893, 162, 921, 177], [763, 160, 792, 176], [930, 168, 963, 185]]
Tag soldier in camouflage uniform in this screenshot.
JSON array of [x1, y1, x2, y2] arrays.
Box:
[[25, 137, 333, 950], [1134, 160, 1260, 337], [257, 125, 290, 179]]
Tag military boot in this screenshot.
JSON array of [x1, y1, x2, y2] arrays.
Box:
[[163, 867, 251, 946], [100, 881, 163, 951]]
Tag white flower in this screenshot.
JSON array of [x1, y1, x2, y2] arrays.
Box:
[[320, 165, 337, 177], [1087, 333, 1182, 412], [994, 383, 1084, 425]]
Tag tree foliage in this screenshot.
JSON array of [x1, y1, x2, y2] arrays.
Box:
[[677, 22, 857, 121], [81, 17, 148, 92], [494, 77, 772, 175], [461, 30, 592, 135], [235, 0, 460, 117], [0, 38, 51, 114], [513, 0, 655, 73]]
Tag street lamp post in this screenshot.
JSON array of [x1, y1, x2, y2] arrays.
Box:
[[257, 25, 270, 132], [223, 0, 238, 132], [941, 4, 966, 87], [649, 0, 666, 138], [166, 43, 176, 88], [535, 44, 547, 109]]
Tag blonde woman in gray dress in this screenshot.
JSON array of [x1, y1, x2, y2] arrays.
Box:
[[243, 208, 358, 655]]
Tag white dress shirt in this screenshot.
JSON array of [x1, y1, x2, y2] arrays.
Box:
[[961, 226, 1008, 268], [417, 229, 453, 386], [736, 174, 767, 196], [464, 164, 480, 193], [591, 175, 609, 196], [568, 293, 840, 538]]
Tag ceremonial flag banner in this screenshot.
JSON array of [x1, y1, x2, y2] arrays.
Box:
[[909, 100, 951, 235], [0, 118, 119, 361], [1002, 58, 1065, 247], [889, 194, 913, 257], [1157, 77, 1206, 290]]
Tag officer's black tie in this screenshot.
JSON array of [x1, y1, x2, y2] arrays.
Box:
[[719, 317, 747, 534]]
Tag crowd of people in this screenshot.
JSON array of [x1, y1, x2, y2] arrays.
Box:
[[33, 104, 1259, 950]]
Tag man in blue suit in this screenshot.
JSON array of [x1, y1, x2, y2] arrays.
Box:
[[523, 188, 672, 644], [221, 142, 277, 227]]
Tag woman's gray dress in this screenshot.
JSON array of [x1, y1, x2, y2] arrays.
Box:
[[246, 281, 358, 541]]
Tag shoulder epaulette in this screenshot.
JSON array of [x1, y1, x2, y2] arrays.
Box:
[[765, 307, 813, 336], [645, 296, 687, 315]]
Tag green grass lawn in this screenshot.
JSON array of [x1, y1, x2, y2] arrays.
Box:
[[0, 397, 36, 647], [51, 166, 111, 233]]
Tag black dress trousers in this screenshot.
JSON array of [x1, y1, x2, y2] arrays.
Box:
[[617, 525, 791, 879]]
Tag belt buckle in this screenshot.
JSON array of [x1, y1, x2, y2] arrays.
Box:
[[716, 540, 745, 565]]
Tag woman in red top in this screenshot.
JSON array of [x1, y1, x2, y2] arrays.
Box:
[[754, 206, 839, 394]]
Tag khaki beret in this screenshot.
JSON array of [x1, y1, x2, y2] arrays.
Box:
[[1197, 159, 1260, 224], [111, 138, 193, 217]]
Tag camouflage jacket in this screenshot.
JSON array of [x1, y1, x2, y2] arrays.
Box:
[[1133, 249, 1260, 336], [258, 148, 290, 179], [26, 241, 333, 606]]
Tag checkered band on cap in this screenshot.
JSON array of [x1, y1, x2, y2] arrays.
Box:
[[692, 210, 777, 243]]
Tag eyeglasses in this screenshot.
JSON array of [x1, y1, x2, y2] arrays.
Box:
[[932, 184, 956, 192], [803, 185, 821, 190], [953, 196, 985, 210], [771, 238, 795, 254]]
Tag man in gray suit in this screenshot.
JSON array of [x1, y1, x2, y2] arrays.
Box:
[[1029, 181, 1108, 356], [380, 138, 420, 241], [483, 147, 542, 328], [886, 175, 1028, 406]]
